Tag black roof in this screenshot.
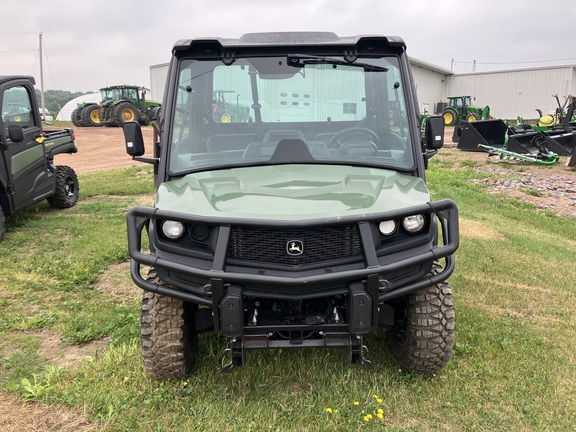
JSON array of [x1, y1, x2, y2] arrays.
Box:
[[173, 32, 406, 53], [0, 75, 36, 86]]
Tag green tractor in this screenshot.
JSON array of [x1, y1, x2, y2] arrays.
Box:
[[212, 90, 252, 123], [98, 85, 161, 127], [71, 85, 161, 127], [441, 96, 491, 126]]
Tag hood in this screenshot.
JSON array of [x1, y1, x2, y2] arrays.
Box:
[[156, 165, 431, 220]]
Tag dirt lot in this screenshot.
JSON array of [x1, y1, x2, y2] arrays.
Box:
[[53, 126, 156, 174]]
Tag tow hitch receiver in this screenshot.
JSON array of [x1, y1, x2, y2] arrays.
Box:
[[221, 332, 372, 372]]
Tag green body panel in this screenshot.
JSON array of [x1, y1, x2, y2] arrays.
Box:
[[144, 100, 161, 110], [11, 131, 75, 176], [43, 132, 75, 155], [156, 165, 431, 220], [10, 145, 44, 176]]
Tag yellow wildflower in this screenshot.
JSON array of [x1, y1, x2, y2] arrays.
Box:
[[353, 401, 360, 406], [325, 408, 333, 413], [363, 414, 373, 422]]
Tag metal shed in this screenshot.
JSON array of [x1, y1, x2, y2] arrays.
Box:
[[446, 65, 576, 121]]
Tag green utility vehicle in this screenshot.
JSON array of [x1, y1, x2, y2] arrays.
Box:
[[441, 95, 491, 126], [71, 85, 161, 127], [0, 76, 79, 241], [123, 32, 459, 378]]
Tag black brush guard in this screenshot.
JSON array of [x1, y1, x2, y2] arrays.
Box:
[[126, 200, 458, 367]]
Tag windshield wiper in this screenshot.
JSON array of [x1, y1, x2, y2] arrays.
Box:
[[287, 54, 388, 72]]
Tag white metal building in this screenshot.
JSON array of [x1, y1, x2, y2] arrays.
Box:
[[445, 66, 576, 120], [149, 60, 576, 122]]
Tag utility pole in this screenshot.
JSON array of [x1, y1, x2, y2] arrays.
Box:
[[39, 32, 45, 120]]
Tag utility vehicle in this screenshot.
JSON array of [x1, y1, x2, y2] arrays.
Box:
[[0, 76, 79, 241], [124, 32, 459, 378]]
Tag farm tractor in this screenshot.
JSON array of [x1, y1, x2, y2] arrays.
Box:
[[212, 90, 253, 123], [441, 96, 491, 126], [71, 85, 161, 127]]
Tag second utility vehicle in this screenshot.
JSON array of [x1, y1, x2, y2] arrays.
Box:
[[1, 75, 79, 241]]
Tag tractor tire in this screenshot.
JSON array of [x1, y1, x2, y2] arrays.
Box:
[[81, 105, 102, 127], [113, 102, 138, 126], [466, 112, 480, 122], [0, 207, 5, 242], [46, 165, 79, 209], [388, 263, 455, 373], [442, 108, 459, 126], [141, 270, 198, 379], [71, 108, 82, 127]]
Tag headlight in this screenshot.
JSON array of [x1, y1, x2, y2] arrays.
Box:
[[378, 220, 396, 236], [402, 214, 425, 233], [161, 220, 185, 239]]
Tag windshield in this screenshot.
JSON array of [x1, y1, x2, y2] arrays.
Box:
[[101, 88, 138, 100], [168, 55, 414, 175]]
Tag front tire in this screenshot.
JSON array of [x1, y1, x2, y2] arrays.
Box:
[[47, 165, 79, 209], [114, 102, 138, 126], [388, 265, 455, 373], [81, 105, 102, 127], [141, 270, 198, 379], [442, 108, 459, 126], [71, 108, 83, 127]]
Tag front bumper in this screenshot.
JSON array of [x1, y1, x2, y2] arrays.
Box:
[[126, 199, 459, 307]]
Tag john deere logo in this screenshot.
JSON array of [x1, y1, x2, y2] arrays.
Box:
[[287, 240, 304, 256]]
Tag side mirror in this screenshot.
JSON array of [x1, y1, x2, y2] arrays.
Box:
[[123, 121, 145, 157], [424, 115, 444, 150], [8, 124, 24, 143]]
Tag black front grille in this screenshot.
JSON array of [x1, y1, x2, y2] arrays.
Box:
[[227, 225, 362, 267]]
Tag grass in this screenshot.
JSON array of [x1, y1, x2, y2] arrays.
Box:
[[1, 161, 575, 431]]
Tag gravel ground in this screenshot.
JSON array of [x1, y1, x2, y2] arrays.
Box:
[[441, 142, 576, 218]]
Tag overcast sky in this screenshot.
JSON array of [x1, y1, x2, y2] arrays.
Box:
[[2, 0, 575, 94]]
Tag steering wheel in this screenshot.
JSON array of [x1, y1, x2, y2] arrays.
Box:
[[328, 127, 381, 149]]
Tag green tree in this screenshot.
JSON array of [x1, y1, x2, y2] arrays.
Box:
[[34, 89, 96, 117]]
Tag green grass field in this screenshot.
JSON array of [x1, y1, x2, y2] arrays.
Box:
[[1, 159, 575, 431]]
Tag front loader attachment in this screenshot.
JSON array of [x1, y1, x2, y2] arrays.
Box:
[[455, 120, 507, 150], [456, 119, 576, 158]]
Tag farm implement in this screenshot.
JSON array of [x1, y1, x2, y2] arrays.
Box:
[[454, 118, 576, 166]]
